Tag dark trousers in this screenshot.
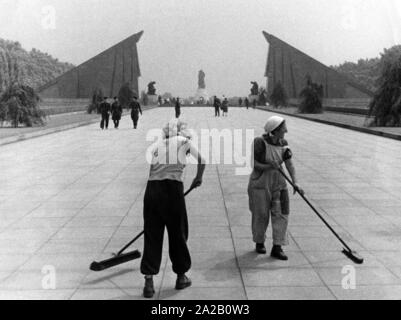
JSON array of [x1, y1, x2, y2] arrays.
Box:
[[175, 108, 181, 119], [113, 120, 120, 128], [131, 112, 139, 128], [100, 114, 109, 129], [140, 180, 191, 276], [214, 107, 220, 117]]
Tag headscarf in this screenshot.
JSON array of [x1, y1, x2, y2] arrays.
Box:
[[264, 116, 285, 135], [162, 118, 192, 139]]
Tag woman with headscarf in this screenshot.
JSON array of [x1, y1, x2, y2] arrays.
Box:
[[248, 116, 304, 260], [141, 118, 206, 298]]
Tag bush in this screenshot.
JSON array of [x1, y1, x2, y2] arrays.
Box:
[[367, 47, 401, 127], [298, 77, 323, 114], [87, 87, 103, 114], [269, 81, 288, 108], [0, 83, 46, 127], [258, 87, 268, 106]]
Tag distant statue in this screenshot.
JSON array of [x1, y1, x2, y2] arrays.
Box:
[[250, 82, 259, 96], [147, 82, 156, 95], [198, 70, 206, 89]]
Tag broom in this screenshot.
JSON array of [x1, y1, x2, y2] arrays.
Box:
[[89, 187, 195, 271], [278, 168, 364, 264]]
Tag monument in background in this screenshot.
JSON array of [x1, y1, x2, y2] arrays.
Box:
[[38, 31, 144, 99], [146, 81, 158, 105], [194, 70, 209, 104], [263, 31, 373, 99], [249, 81, 259, 104]]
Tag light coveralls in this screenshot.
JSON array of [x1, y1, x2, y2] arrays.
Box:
[[248, 137, 291, 246]]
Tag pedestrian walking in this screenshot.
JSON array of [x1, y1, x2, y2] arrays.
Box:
[[248, 116, 304, 260], [99, 97, 111, 130], [213, 96, 221, 117], [222, 97, 229, 117], [141, 118, 206, 298], [129, 96, 143, 129], [111, 97, 123, 129], [245, 97, 250, 110], [175, 97, 181, 119], [238, 97, 243, 107]]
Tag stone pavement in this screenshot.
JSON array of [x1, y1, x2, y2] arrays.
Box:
[[0, 107, 401, 300]]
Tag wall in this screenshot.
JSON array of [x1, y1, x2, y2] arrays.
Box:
[[38, 31, 143, 99], [264, 31, 373, 100]]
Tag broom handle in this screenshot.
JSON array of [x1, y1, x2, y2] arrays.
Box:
[[117, 187, 195, 256], [278, 168, 352, 252]]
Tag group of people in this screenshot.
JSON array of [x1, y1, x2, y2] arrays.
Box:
[[213, 96, 229, 117], [239, 97, 257, 109], [99, 97, 123, 130], [139, 115, 303, 298], [96, 92, 304, 298], [99, 96, 143, 130]]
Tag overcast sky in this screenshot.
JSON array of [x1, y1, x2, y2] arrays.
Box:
[[0, 0, 400, 97]]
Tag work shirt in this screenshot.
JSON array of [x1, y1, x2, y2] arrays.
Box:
[[148, 136, 200, 182]]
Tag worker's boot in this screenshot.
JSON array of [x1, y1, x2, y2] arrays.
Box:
[[255, 243, 267, 254], [143, 276, 155, 298], [175, 274, 192, 290], [271, 245, 288, 261]]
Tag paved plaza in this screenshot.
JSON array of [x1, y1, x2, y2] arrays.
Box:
[[1, 107, 401, 300]]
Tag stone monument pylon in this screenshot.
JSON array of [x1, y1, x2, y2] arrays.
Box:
[[194, 70, 209, 104]]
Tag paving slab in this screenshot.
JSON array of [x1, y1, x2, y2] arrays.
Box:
[[1, 107, 401, 300]]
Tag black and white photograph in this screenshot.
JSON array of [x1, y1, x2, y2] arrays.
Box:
[[0, 0, 401, 306]]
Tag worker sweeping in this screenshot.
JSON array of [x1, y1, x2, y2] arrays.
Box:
[[140, 118, 206, 298], [248, 116, 304, 260]]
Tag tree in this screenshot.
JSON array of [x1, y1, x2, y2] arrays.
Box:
[[0, 83, 46, 127], [0, 38, 74, 92], [367, 47, 401, 127], [298, 76, 323, 114], [269, 81, 288, 108], [258, 86, 268, 106], [118, 83, 137, 109]]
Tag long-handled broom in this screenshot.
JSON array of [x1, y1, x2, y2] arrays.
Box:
[[89, 187, 195, 271], [278, 168, 364, 264]]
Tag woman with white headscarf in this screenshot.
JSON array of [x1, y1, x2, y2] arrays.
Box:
[[140, 118, 206, 298], [248, 116, 304, 260]]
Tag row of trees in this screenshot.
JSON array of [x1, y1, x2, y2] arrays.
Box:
[[87, 83, 139, 114], [268, 45, 401, 127], [0, 39, 74, 93], [332, 57, 381, 93], [331, 45, 401, 94]]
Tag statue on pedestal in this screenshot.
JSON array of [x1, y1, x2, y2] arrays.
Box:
[[250, 81, 259, 96], [147, 82, 156, 95], [198, 70, 206, 89], [194, 70, 209, 105]]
